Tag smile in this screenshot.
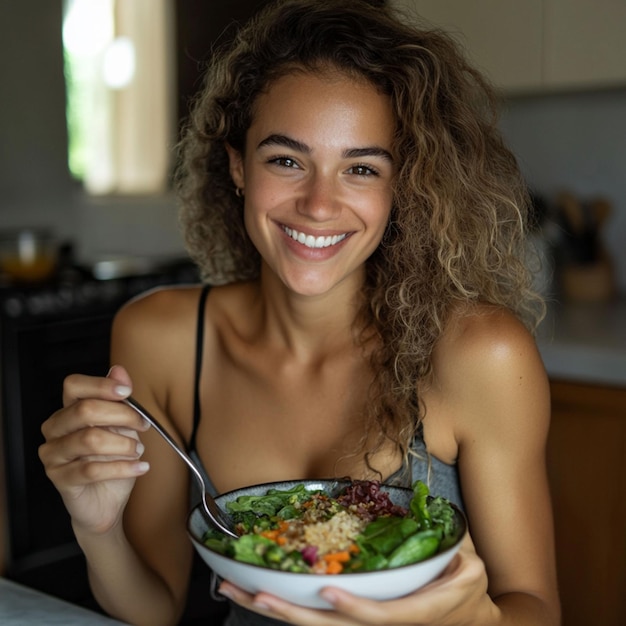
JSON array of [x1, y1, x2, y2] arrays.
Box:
[[283, 226, 348, 249]]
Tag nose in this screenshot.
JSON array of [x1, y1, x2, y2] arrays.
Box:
[[297, 172, 341, 221]]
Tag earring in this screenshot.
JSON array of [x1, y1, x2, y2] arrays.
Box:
[[235, 187, 244, 198]]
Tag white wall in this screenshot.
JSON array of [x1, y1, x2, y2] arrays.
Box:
[[499, 88, 626, 293]]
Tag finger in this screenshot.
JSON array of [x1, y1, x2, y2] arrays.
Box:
[[219, 581, 368, 626], [250, 591, 368, 626], [39, 423, 145, 467], [42, 398, 149, 441], [46, 457, 150, 492], [106, 364, 132, 387], [62, 371, 132, 408], [217, 582, 283, 622]]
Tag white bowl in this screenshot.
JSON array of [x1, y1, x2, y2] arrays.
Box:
[[187, 479, 466, 609]]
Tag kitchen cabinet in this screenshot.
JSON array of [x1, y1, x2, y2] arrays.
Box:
[[393, 0, 626, 92], [543, 0, 626, 89], [393, 0, 543, 91], [546, 379, 626, 626]]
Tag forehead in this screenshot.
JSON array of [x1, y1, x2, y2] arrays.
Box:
[[247, 69, 396, 149]]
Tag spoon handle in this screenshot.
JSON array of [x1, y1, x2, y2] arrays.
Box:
[[123, 396, 238, 538]]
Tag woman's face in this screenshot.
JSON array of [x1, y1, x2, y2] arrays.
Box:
[[227, 70, 396, 297]]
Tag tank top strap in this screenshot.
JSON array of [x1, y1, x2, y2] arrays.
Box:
[[188, 284, 211, 453]]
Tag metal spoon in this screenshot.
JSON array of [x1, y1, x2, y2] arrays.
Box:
[[123, 396, 238, 539]]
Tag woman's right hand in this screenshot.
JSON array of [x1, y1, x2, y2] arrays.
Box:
[[39, 365, 151, 536]]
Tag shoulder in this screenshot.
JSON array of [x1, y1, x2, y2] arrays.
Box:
[[435, 304, 543, 379], [114, 284, 207, 325], [429, 303, 550, 449], [111, 285, 205, 356]]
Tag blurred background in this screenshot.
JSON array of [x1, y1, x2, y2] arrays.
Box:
[[0, 1, 624, 625]]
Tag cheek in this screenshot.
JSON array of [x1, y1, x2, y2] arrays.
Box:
[[365, 193, 393, 237], [242, 191, 272, 252]]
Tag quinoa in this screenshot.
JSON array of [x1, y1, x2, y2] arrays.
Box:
[[282, 510, 367, 555]]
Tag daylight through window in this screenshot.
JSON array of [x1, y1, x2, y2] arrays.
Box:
[[63, 0, 175, 195]]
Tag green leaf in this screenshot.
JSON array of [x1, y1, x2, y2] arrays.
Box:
[[409, 480, 432, 529], [427, 496, 456, 537], [387, 530, 441, 568], [358, 516, 419, 555]]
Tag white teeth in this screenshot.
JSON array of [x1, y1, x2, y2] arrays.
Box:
[[284, 226, 347, 249]]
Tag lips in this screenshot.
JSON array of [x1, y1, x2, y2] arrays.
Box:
[[282, 226, 348, 249]]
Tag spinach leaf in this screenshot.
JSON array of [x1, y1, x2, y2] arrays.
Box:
[[358, 516, 419, 555], [409, 480, 432, 529]]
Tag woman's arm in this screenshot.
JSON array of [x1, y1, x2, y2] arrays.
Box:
[[40, 288, 201, 626], [446, 307, 560, 625]]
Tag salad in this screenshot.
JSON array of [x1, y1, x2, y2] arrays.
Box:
[[202, 480, 463, 575]]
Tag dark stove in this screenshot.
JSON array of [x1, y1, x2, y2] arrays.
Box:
[[0, 258, 200, 609]]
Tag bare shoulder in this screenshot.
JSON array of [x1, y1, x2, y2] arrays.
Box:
[[436, 304, 543, 377], [110, 285, 206, 404], [430, 303, 550, 443], [113, 284, 204, 331]]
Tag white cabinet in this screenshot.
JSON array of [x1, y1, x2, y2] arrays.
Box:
[[393, 0, 542, 92], [544, 0, 626, 89], [393, 0, 626, 93]]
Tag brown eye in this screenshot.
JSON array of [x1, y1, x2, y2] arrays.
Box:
[[269, 156, 299, 169], [349, 164, 378, 176]]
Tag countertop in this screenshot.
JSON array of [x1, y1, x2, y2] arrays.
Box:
[[0, 578, 128, 625], [537, 296, 626, 388]]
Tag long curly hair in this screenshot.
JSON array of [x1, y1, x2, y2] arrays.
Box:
[[176, 0, 544, 469]]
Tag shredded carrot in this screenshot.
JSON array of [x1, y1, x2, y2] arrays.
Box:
[[276, 536, 288, 546], [323, 550, 351, 563], [260, 529, 280, 541], [325, 560, 344, 575], [348, 543, 360, 554]]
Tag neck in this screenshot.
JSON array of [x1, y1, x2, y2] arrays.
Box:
[[253, 264, 366, 362]]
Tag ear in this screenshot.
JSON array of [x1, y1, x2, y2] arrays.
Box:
[[225, 143, 245, 190]]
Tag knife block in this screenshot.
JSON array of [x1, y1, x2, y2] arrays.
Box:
[[560, 255, 616, 303]]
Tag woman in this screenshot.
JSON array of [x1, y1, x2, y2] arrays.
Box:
[[39, 1, 560, 624]]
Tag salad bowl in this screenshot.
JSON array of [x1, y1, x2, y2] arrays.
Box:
[[187, 479, 466, 609]]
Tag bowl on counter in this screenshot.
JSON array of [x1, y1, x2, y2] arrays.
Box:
[[0, 228, 58, 283], [187, 479, 466, 609]]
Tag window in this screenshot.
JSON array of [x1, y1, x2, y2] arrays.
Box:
[[62, 0, 175, 195]]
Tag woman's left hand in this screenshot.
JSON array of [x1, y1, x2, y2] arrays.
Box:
[[218, 534, 500, 626]]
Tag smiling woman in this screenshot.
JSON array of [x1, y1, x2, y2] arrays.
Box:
[[225, 71, 396, 297], [39, 2, 560, 626]]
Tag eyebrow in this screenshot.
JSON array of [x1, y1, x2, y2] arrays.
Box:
[[257, 133, 394, 163]]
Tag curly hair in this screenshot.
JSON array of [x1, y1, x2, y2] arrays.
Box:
[[176, 0, 544, 468]]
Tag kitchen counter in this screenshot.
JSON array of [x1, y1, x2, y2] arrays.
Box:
[[537, 296, 626, 387], [0, 578, 129, 625]]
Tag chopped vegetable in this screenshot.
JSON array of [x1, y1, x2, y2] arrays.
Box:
[[202, 480, 462, 574]]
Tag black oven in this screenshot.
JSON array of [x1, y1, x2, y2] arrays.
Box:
[[0, 260, 199, 608]]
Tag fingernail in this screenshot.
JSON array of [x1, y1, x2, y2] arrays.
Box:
[[136, 442, 145, 456], [321, 589, 338, 604], [114, 385, 132, 397], [134, 461, 150, 474], [218, 586, 234, 601], [252, 600, 271, 611]]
